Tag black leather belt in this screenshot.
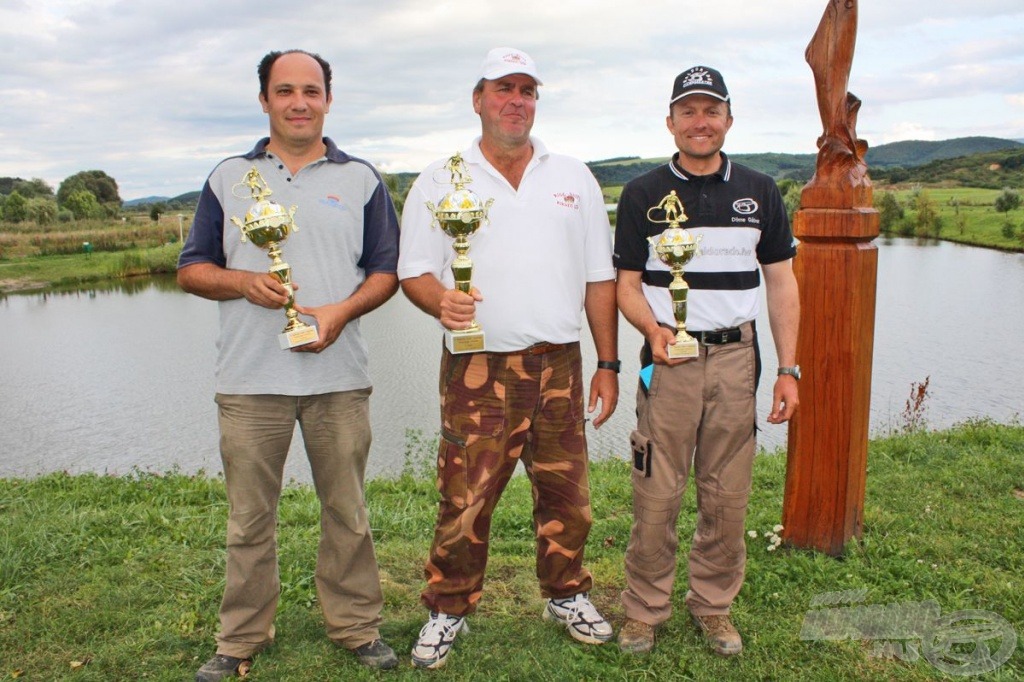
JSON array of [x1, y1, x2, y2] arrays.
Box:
[[688, 328, 741, 345]]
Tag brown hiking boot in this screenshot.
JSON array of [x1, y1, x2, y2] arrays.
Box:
[[617, 618, 655, 654], [691, 613, 743, 656]]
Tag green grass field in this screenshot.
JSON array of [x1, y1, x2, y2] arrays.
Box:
[[886, 187, 1024, 249], [2, 420, 1021, 680]]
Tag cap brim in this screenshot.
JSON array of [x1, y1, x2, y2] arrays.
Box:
[[481, 69, 542, 86], [670, 89, 729, 104]]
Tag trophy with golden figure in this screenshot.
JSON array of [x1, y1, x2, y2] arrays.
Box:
[[648, 190, 702, 359], [426, 152, 494, 354], [230, 167, 319, 350]]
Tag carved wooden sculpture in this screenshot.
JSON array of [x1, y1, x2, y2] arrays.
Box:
[[782, 0, 880, 555], [802, 0, 871, 209]]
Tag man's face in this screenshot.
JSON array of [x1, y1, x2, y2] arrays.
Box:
[[259, 52, 331, 148], [666, 95, 733, 165], [473, 74, 537, 148]]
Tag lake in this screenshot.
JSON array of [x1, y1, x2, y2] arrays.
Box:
[[1, 237, 1021, 482]]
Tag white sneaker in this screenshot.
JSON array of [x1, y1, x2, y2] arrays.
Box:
[[543, 592, 613, 644], [410, 611, 467, 669]]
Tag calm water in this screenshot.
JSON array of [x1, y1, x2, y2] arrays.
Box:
[[1, 238, 1022, 481]]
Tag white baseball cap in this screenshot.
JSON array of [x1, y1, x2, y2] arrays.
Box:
[[477, 47, 543, 85]]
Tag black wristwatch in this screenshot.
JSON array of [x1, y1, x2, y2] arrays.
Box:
[[778, 365, 801, 380], [597, 360, 621, 373]]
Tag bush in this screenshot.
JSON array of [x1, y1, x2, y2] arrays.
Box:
[[3, 190, 28, 223], [994, 188, 1021, 213], [876, 191, 904, 233], [896, 217, 915, 237], [1002, 219, 1018, 240]]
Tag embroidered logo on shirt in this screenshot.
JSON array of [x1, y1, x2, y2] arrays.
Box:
[[554, 192, 581, 209], [733, 198, 758, 215], [320, 194, 346, 210]]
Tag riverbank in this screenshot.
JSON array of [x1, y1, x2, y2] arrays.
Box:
[[3, 190, 1023, 296], [0, 243, 180, 294], [2, 420, 1021, 680]]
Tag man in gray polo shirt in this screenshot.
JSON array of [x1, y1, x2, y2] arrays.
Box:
[[178, 49, 399, 679]]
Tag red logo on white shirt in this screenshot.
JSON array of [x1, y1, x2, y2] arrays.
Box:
[[554, 192, 580, 209]]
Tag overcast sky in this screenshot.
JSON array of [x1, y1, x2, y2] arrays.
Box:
[[2, 0, 1022, 200]]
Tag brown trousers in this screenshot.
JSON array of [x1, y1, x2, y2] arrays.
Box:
[[213, 390, 384, 657], [621, 322, 757, 624]]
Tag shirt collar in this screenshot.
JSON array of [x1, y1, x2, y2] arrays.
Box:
[[244, 137, 350, 163], [464, 135, 549, 167], [668, 151, 731, 182]]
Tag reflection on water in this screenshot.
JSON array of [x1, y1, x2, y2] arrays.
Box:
[[1, 238, 1022, 482]]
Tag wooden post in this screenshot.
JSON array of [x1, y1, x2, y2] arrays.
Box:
[[781, 0, 879, 556], [783, 209, 878, 555]]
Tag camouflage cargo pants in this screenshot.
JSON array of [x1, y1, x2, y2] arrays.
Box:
[[421, 343, 595, 616]]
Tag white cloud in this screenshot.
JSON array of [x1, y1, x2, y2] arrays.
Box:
[[1, 0, 1023, 198]]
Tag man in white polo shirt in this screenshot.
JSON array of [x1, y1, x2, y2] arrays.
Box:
[[398, 46, 619, 669]]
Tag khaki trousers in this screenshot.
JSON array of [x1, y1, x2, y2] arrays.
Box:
[[213, 390, 383, 657], [621, 323, 756, 624]]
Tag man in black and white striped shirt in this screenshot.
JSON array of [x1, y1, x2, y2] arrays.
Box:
[[612, 65, 800, 658]]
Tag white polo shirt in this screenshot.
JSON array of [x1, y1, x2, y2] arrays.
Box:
[[399, 137, 614, 353]]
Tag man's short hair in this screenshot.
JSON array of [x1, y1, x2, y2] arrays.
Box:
[[258, 49, 332, 98]]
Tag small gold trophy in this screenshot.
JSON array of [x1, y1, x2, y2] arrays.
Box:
[[647, 190, 702, 359], [230, 167, 319, 350], [426, 153, 494, 354]]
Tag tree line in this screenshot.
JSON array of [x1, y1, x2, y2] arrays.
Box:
[[0, 170, 122, 225]]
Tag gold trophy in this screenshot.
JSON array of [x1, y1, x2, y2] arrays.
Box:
[[426, 152, 494, 354], [230, 167, 319, 350], [648, 190, 702, 359]]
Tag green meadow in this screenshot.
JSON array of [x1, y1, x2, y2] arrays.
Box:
[[2, 420, 1022, 680]]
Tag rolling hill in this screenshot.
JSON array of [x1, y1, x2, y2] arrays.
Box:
[[122, 137, 1023, 206], [586, 136, 1023, 187]]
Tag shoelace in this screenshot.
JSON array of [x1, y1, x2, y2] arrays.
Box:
[[553, 596, 599, 625], [419, 615, 461, 644]]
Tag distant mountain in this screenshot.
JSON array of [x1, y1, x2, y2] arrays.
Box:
[[123, 190, 201, 208], [586, 136, 1023, 187], [123, 195, 167, 207], [866, 136, 1023, 168], [871, 147, 1024, 189]]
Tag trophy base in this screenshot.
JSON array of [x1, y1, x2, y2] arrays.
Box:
[[445, 330, 485, 354], [279, 325, 319, 350], [667, 336, 699, 359]]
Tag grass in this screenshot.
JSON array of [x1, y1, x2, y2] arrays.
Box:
[[1, 420, 1022, 680], [0, 243, 181, 293], [0, 213, 187, 294], [880, 186, 1024, 250]]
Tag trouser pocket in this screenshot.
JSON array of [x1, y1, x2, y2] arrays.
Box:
[[437, 427, 468, 509], [631, 429, 652, 477]]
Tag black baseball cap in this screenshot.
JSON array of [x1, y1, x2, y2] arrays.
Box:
[[670, 66, 729, 104]]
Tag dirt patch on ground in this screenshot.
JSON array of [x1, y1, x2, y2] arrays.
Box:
[[0, 278, 46, 294]]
